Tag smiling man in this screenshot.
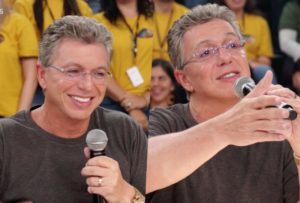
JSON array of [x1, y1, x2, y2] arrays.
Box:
[[0, 8, 299, 203], [147, 4, 300, 203]]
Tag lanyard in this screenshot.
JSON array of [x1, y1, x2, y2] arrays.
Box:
[[121, 15, 141, 61], [44, 0, 56, 23], [154, 8, 174, 57]]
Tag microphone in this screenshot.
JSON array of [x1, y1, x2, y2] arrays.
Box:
[[234, 76, 297, 120], [86, 129, 108, 203]]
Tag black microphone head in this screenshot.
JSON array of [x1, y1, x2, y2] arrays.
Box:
[[86, 129, 108, 152], [234, 76, 255, 98]]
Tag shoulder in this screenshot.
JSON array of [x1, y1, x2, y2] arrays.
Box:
[[93, 12, 105, 20], [8, 12, 31, 23], [245, 13, 267, 23], [245, 13, 269, 28], [92, 12, 108, 24], [281, 1, 300, 18], [14, 0, 34, 7], [93, 107, 145, 134], [149, 103, 193, 136], [77, 0, 93, 16], [173, 2, 189, 13], [0, 111, 30, 138]]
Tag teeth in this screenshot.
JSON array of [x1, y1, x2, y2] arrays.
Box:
[[223, 72, 236, 78], [72, 96, 91, 102]]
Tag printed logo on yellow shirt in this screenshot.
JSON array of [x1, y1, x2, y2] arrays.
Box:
[[243, 34, 255, 44]]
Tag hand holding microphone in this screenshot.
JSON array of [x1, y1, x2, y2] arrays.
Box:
[[86, 129, 108, 203], [234, 76, 297, 120], [82, 129, 138, 203]]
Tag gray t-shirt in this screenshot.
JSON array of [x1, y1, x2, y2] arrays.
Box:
[[147, 103, 299, 203], [0, 107, 147, 203]]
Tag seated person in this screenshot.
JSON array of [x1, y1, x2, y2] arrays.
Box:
[[151, 58, 187, 108]]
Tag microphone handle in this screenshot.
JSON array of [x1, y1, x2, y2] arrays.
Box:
[[91, 150, 106, 203], [279, 103, 297, 121], [93, 194, 104, 203]]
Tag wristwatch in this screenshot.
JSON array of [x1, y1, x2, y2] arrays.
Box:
[[132, 187, 145, 203], [294, 153, 300, 166]]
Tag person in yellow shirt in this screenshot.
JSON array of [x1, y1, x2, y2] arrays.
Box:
[[216, 0, 277, 84], [14, 0, 93, 40], [0, 0, 38, 117], [153, 0, 188, 61], [93, 0, 154, 130]]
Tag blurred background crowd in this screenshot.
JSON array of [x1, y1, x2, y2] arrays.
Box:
[[0, 0, 299, 131]]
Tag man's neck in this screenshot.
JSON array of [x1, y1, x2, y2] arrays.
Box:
[[117, 0, 138, 18], [154, 0, 174, 13], [31, 105, 90, 138], [189, 95, 239, 123]]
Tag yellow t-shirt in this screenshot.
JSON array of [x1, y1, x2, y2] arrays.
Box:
[[153, 2, 188, 61], [0, 12, 38, 116], [14, 0, 93, 40], [93, 13, 154, 95], [238, 13, 273, 61]]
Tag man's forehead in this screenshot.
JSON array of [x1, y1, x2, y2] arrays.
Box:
[[183, 19, 237, 48]]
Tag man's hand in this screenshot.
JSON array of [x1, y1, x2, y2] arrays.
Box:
[[208, 71, 292, 147], [81, 156, 136, 203]]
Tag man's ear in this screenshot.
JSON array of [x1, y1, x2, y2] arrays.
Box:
[[37, 62, 46, 90], [174, 69, 194, 93]]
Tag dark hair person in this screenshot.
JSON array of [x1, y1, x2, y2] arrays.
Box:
[[151, 59, 187, 108], [93, 0, 154, 130]]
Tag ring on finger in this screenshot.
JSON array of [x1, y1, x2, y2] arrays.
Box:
[[97, 177, 103, 187]]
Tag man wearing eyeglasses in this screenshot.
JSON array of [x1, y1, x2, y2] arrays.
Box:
[[0, 7, 298, 203], [147, 3, 300, 203]]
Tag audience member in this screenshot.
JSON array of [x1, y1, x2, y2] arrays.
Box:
[[1, 14, 297, 203], [147, 4, 300, 202], [216, 0, 277, 84], [14, 0, 93, 40], [151, 58, 187, 108], [0, 0, 38, 117], [153, 0, 188, 61], [279, 0, 300, 87], [93, 0, 154, 130]]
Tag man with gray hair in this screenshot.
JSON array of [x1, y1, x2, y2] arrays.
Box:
[[0, 11, 298, 203], [147, 3, 300, 203]]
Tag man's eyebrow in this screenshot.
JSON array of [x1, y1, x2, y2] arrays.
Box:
[[62, 63, 109, 70], [194, 32, 240, 48]]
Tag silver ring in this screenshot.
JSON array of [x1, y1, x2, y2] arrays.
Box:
[[97, 177, 103, 187]]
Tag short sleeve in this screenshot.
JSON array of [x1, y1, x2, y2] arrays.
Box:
[[15, 14, 38, 57]]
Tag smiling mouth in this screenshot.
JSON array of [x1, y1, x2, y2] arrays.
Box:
[[217, 71, 240, 80], [71, 96, 92, 103]]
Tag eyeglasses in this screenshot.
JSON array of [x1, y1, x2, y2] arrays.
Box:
[[47, 65, 111, 84], [181, 39, 245, 69]]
